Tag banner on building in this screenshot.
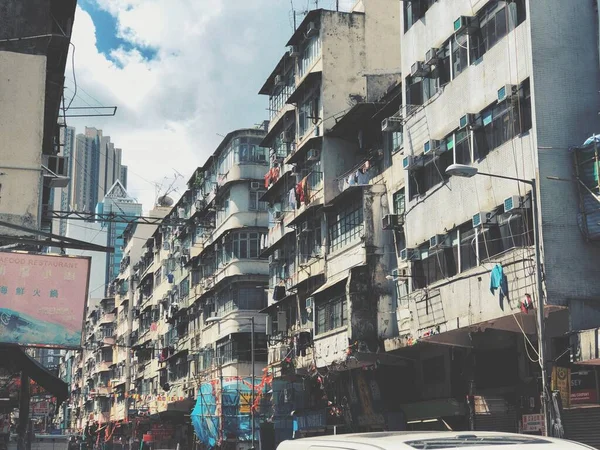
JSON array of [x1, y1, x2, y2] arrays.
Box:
[[570, 369, 597, 405], [551, 366, 571, 408], [0, 252, 91, 348]]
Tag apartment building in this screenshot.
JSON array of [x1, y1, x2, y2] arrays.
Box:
[[60, 128, 271, 447], [0, 0, 76, 239], [368, 0, 600, 442], [258, 1, 404, 443]]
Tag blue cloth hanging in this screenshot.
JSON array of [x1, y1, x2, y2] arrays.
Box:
[[490, 264, 509, 310]]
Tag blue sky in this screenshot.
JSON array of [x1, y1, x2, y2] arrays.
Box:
[[78, 0, 157, 62], [66, 0, 356, 211]]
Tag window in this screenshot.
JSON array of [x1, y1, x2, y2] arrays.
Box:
[[453, 130, 471, 165], [299, 36, 321, 78], [249, 190, 268, 211], [299, 218, 322, 264], [393, 189, 406, 215], [404, 0, 436, 32], [316, 294, 347, 335], [470, 0, 527, 63], [218, 231, 264, 266], [474, 78, 532, 160], [409, 151, 453, 200], [269, 70, 294, 119], [392, 131, 403, 154], [412, 231, 458, 288], [214, 284, 266, 316], [432, 43, 451, 86], [298, 92, 320, 138], [328, 199, 364, 252], [452, 33, 469, 79], [179, 277, 190, 299], [406, 76, 424, 106]]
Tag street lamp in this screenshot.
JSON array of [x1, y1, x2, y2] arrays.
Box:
[[205, 316, 256, 449], [445, 163, 550, 436]]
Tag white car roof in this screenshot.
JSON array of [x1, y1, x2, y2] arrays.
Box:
[[277, 431, 590, 450]]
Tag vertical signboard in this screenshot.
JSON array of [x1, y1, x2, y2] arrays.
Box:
[[551, 366, 571, 409], [0, 252, 90, 348]]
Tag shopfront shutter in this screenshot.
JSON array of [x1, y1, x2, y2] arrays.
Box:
[[563, 407, 600, 449], [474, 397, 518, 433]]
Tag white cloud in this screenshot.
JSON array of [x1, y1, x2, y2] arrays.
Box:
[[66, 0, 295, 212]]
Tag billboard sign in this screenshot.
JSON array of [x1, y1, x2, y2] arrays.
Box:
[[0, 252, 90, 348]]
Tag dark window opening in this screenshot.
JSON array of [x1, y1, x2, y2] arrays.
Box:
[[412, 232, 458, 289], [422, 355, 446, 384], [404, 0, 437, 32], [409, 151, 453, 200], [473, 78, 532, 161]]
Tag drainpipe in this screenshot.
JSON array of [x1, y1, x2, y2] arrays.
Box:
[[125, 273, 137, 443]]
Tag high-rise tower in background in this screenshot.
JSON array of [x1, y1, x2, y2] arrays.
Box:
[[97, 180, 142, 286], [70, 127, 128, 214]]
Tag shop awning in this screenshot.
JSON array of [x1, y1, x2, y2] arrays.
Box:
[[0, 345, 68, 406]]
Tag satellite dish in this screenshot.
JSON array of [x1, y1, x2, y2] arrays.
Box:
[[157, 195, 174, 207]]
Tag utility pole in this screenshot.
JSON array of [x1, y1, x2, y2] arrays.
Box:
[[250, 317, 255, 450]]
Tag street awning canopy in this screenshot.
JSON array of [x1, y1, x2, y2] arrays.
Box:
[[0, 345, 69, 406]]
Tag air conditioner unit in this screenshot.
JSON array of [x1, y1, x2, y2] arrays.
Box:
[[306, 21, 319, 37], [400, 248, 420, 262], [423, 139, 441, 155], [305, 296, 314, 310], [504, 195, 523, 212], [411, 61, 428, 77], [281, 130, 293, 143], [250, 181, 261, 190], [402, 155, 421, 170], [454, 15, 477, 33], [472, 211, 496, 228], [289, 45, 301, 57], [382, 214, 404, 230], [274, 75, 284, 86], [43, 155, 68, 177], [268, 254, 275, 264], [391, 267, 408, 279], [429, 234, 449, 250], [381, 118, 403, 133], [306, 148, 320, 161], [273, 249, 282, 261], [459, 113, 479, 130], [425, 48, 440, 65], [497, 84, 516, 102]]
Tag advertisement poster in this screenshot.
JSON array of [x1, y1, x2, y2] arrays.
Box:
[[570, 369, 598, 405], [0, 252, 90, 348]]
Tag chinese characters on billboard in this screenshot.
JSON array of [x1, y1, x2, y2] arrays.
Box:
[[0, 252, 91, 348]]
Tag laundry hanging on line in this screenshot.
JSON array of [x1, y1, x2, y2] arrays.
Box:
[[490, 264, 509, 310]]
